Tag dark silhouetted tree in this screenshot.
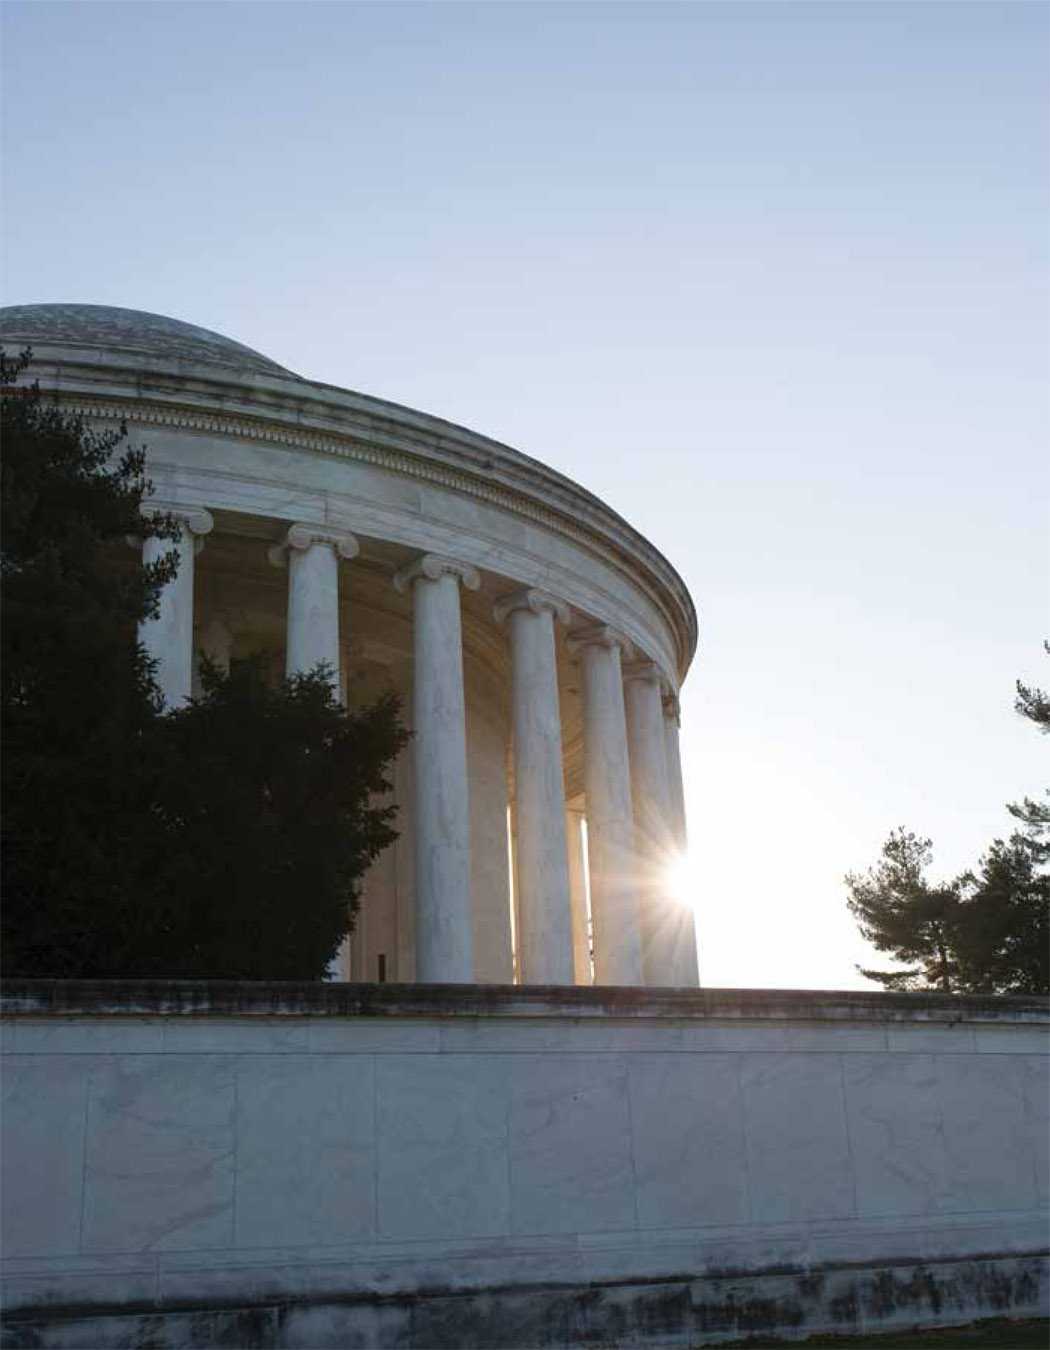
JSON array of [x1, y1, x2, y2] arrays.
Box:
[[1, 349, 179, 975], [954, 836, 1048, 995], [845, 830, 962, 991], [1007, 640, 1049, 866], [846, 645, 1049, 996], [2, 353, 408, 979], [147, 660, 408, 979]]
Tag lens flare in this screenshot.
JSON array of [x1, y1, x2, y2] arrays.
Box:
[[665, 852, 696, 909]]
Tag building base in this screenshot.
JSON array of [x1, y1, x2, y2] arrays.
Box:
[[2, 982, 1047, 1349]]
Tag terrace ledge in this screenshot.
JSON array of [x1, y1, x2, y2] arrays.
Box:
[[2, 979, 1047, 1024]]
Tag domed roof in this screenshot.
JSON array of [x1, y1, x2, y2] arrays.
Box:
[[0, 303, 292, 378]]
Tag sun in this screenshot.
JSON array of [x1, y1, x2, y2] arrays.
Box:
[[665, 851, 697, 909]]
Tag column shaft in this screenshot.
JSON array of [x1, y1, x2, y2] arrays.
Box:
[[624, 666, 677, 985], [396, 556, 478, 983], [270, 524, 359, 982], [663, 701, 688, 851], [570, 628, 644, 986], [566, 809, 591, 985], [288, 543, 340, 678], [498, 591, 574, 985], [662, 695, 699, 987], [140, 507, 212, 709], [270, 524, 359, 690]]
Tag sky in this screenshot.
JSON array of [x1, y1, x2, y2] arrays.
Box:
[[2, 1, 1046, 990]]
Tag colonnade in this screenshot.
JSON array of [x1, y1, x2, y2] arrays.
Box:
[[138, 511, 698, 988]]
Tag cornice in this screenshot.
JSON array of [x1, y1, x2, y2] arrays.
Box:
[[25, 358, 698, 678]]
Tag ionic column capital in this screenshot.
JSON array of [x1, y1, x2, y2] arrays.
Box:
[[622, 658, 663, 688], [661, 690, 682, 725], [148, 501, 214, 537], [493, 587, 570, 627], [268, 523, 359, 568], [393, 553, 480, 595], [130, 503, 213, 554], [566, 623, 633, 662]]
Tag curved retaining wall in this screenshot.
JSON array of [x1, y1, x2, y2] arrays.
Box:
[[1, 982, 1047, 1348]]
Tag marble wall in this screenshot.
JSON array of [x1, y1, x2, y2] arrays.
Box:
[[1, 991, 1047, 1348]]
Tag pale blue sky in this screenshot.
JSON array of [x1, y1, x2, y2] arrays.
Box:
[[3, 1, 1047, 988]]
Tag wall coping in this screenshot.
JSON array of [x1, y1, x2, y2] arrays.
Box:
[[2, 980, 1047, 1026]]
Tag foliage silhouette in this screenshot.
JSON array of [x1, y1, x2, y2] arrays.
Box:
[[846, 646, 1049, 995], [149, 659, 408, 980], [1, 352, 408, 979]]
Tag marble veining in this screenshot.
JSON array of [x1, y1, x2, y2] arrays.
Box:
[[81, 1055, 236, 1253]]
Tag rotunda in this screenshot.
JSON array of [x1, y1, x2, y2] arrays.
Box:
[[1, 303, 699, 988]]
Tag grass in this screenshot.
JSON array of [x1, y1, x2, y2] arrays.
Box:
[[717, 1317, 1049, 1348]]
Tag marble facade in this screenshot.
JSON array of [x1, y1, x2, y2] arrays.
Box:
[[0, 303, 699, 990], [1, 982, 1047, 1347]]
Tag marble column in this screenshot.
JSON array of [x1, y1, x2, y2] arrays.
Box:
[[139, 505, 213, 709], [565, 807, 591, 985], [662, 690, 688, 851], [508, 789, 522, 983], [494, 588, 574, 986], [394, 553, 480, 983], [268, 524, 359, 689], [624, 659, 677, 986], [566, 624, 644, 986], [662, 688, 699, 987]]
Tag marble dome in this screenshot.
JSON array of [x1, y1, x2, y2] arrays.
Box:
[[1, 303, 292, 377]]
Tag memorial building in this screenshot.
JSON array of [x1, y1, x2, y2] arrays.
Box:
[[1, 303, 700, 990]]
